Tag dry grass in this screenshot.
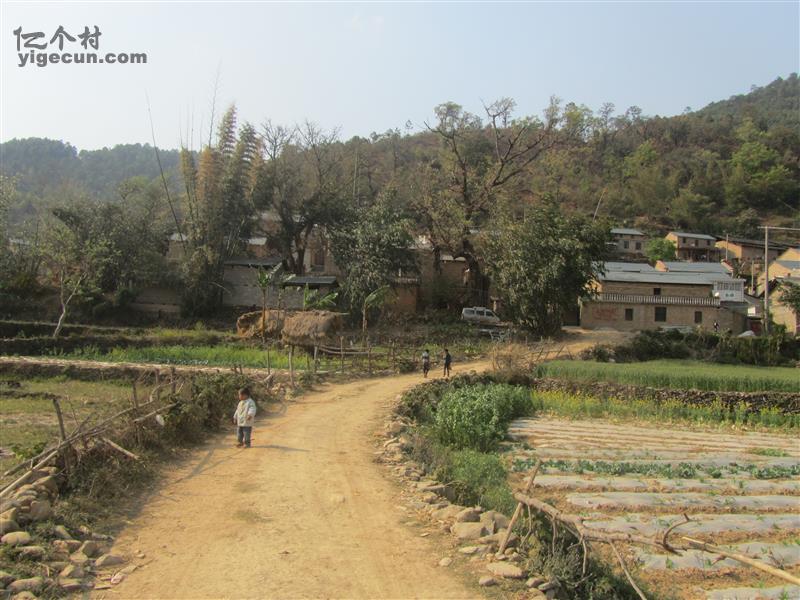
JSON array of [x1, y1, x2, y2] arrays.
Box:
[[491, 342, 540, 374], [236, 310, 287, 339], [281, 310, 344, 346]]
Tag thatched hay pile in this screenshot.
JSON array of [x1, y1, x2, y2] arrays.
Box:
[[281, 310, 344, 346], [236, 310, 287, 339]]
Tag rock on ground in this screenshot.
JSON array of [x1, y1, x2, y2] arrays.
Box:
[[18, 546, 45, 560], [78, 540, 99, 558], [58, 578, 83, 592], [1, 531, 31, 546], [28, 500, 51, 522], [487, 562, 525, 579], [455, 508, 480, 523], [53, 525, 72, 540], [450, 522, 489, 540], [0, 518, 20, 534], [59, 564, 84, 579], [95, 554, 124, 568], [8, 577, 44, 593], [431, 505, 464, 521], [527, 576, 546, 588], [478, 576, 496, 587]]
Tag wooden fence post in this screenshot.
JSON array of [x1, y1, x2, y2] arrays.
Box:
[[313, 345, 318, 374], [170, 367, 177, 394], [131, 380, 142, 446], [289, 344, 295, 387], [340, 336, 345, 373], [51, 397, 71, 475], [266, 342, 271, 374], [368, 339, 372, 376]]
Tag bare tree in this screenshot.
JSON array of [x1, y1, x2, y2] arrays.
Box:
[[254, 122, 349, 275]]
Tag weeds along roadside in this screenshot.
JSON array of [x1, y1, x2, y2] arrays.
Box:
[[397, 374, 659, 599], [0, 371, 278, 590]]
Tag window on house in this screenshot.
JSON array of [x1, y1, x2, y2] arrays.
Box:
[[635, 242, 642, 250], [682, 238, 686, 244], [694, 311, 703, 324], [625, 308, 634, 321], [653, 287, 661, 296], [706, 240, 711, 246], [655, 306, 667, 322], [623, 240, 629, 249]]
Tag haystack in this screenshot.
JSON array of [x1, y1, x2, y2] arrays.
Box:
[[281, 310, 344, 347], [236, 309, 287, 339]]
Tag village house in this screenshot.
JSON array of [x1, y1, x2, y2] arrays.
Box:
[[756, 247, 800, 295], [770, 276, 800, 335], [755, 247, 800, 335], [665, 231, 720, 262], [714, 236, 790, 275], [610, 227, 648, 259], [654, 260, 731, 276], [581, 263, 748, 333]]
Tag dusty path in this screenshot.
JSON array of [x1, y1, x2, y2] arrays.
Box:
[[96, 367, 490, 600]]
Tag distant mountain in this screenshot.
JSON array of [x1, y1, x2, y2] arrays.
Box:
[[0, 138, 181, 200], [693, 73, 799, 130], [1, 74, 797, 235]]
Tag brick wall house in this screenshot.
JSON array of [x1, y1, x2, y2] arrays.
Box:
[[581, 265, 747, 333]]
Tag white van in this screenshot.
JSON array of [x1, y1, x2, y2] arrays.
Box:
[[461, 307, 500, 325]]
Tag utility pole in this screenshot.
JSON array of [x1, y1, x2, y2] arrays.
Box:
[[764, 226, 769, 334], [760, 225, 800, 336]]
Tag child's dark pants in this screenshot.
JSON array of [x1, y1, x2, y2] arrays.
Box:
[[237, 426, 252, 447]]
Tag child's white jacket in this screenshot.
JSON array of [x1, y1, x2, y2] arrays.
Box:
[[234, 398, 257, 427]]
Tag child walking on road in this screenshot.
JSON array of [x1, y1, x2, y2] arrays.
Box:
[[443, 348, 452, 378], [233, 387, 257, 448], [421, 349, 431, 378]]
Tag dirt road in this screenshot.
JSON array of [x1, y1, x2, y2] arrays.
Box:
[[97, 368, 489, 600]]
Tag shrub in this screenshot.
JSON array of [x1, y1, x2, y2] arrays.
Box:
[[436, 449, 516, 514], [409, 433, 516, 513], [605, 329, 799, 366], [433, 384, 529, 451]]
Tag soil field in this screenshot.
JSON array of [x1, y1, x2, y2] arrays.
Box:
[[507, 416, 800, 599]]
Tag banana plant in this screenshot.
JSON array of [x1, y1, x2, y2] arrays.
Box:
[[361, 284, 391, 336], [303, 285, 339, 310]]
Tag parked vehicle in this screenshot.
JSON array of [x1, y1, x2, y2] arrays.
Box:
[[461, 306, 500, 325]]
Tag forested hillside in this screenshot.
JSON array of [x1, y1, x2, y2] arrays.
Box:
[[1, 74, 798, 238], [0, 139, 182, 221]]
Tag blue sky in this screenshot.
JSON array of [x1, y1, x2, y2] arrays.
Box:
[[1, 1, 798, 150]]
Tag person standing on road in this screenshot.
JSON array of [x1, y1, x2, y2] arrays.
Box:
[[443, 348, 452, 378], [233, 387, 257, 448], [421, 349, 431, 378]]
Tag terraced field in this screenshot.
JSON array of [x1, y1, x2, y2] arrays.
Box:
[[507, 416, 800, 599]]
